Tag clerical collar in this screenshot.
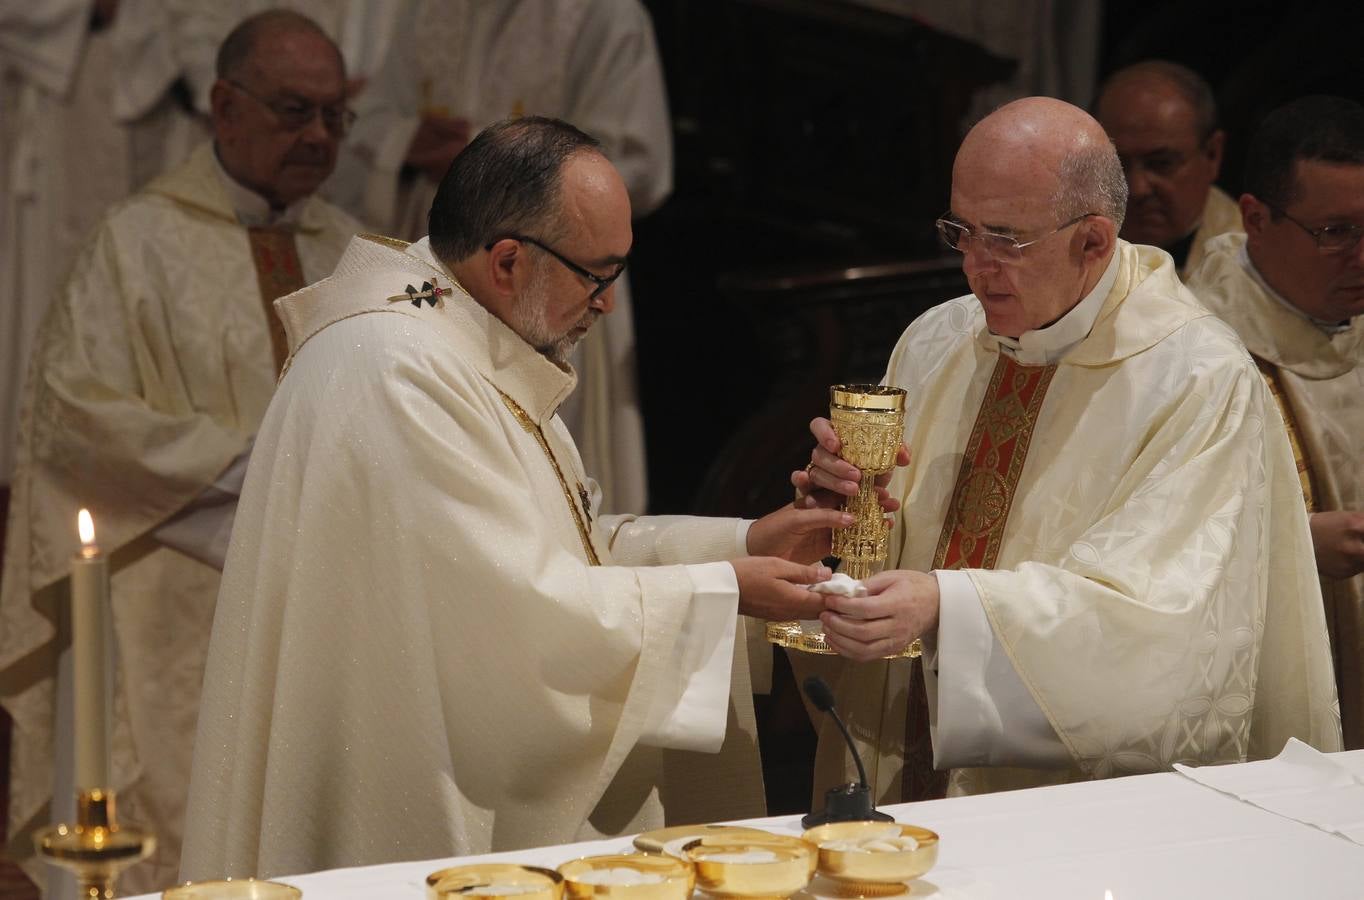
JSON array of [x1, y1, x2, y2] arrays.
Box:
[[210, 146, 305, 228], [1238, 243, 1352, 334], [991, 251, 1121, 365]]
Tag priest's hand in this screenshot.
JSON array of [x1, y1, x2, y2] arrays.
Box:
[[1310, 510, 1364, 580], [733, 558, 832, 621], [818, 570, 939, 662], [747, 504, 854, 563], [792, 417, 909, 512]]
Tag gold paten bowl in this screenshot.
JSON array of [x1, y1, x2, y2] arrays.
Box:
[[425, 863, 564, 900], [633, 824, 775, 856], [163, 879, 301, 899], [558, 853, 694, 900], [801, 822, 938, 897], [684, 835, 816, 899]]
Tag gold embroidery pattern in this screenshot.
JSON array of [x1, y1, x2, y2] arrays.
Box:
[[1254, 356, 1318, 513], [357, 232, 412, 251], [498, 390, 601, 565], [933, 355, 1058, 570]]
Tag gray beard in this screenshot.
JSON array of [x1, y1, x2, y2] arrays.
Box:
[[511, 264, 594, 366]]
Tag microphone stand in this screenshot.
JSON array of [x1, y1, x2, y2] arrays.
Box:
[[801, 676, 894, 828]]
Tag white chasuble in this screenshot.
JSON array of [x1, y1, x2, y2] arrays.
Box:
[[1183, 185, 1245, 280], [803, 241, 1340, 803], [1189, 233, 1364, 748], [0, 143, 358, 893], [180, 235, 764, 883]]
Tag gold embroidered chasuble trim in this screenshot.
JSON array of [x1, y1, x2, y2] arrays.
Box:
[[902, 353, 1058, 805], [498, 390, 601, 565], [933, 355, 1059, 570], [1253, 356, 1319, 513]]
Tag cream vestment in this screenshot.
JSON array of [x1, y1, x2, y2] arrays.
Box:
[[0, 143, 358, 893], [0, 0, 207, 484], [804, 241, 1341, 803], [180, 235, 766, 882], [1183, 185, 1245, 279], [1188, 232, 1364, 748]]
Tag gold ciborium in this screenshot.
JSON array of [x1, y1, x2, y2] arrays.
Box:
[[768, 384, 919, 659], [34, 788, 155, 899]]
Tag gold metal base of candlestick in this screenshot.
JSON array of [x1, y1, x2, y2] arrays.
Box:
[[35, 788, 155, 899], [766, 621, 922, 659]]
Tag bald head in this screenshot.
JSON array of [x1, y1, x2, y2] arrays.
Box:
[[1095, 61, 1223, 248], [216, 10, 343, 83], [958, 98, 1129, 228], [948, 98, 1123, 339]]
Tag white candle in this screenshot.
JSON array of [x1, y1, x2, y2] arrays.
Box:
[[71, 509, 111, 790]]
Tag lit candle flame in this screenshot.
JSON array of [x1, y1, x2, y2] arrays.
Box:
[[77, 509, 96, 549]]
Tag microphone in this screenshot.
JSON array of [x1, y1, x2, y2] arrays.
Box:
[[801, 675, 894, 828]]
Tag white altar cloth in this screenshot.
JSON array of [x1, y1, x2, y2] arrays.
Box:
[[129, 750, 1364, 899]]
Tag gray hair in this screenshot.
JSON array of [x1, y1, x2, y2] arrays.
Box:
[[1054, 137, 1129, 230], [216, 10, 341, 81], [428, 116, 602, 263]]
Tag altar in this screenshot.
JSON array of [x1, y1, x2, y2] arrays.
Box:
[[126, 748, 1364, 899]]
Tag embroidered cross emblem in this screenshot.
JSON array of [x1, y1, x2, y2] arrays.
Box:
[[386, 278, 447, 308]]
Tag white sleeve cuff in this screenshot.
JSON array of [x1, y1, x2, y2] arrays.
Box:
[[736, 519, 753, 556], [637, 562, 739, 753], [931, 570, 1070, 770], [152, 441, 252, 571]]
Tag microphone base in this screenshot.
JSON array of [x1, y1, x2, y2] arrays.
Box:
[[801, 783, 895, 829]]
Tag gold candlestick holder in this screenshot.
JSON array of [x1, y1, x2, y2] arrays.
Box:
[[769, 384, 920, 659], [35, 788, 155, 899]]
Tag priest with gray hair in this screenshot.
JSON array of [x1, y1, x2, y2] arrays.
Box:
[[794, 97, 1340, 805]]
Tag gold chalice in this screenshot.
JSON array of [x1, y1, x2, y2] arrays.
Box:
[[769, 384, 920, 659], [801, 822, 938, 897]]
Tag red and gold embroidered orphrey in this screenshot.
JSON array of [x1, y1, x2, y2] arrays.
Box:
[[247, 226, 307, 374], [933, 354, 1059, 570], [902, 353, 1057, 804]]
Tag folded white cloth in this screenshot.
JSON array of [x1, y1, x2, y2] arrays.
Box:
[[808, 572, 867, 597], [1175, 738, 1364, 845]]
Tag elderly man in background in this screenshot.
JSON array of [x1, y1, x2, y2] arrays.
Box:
[[1095, 60, 1242, 277], [1188, 95, 1364, 750], [324, 0, 673, 516], [793, 97, 1339, 805], [0, 10, 359, 892], [180, 116, 846, 882]]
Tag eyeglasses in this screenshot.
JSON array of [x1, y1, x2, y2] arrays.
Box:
[[225, 79, 356, 137], [936, 213, 1095, 262], [484, 234, 627, 300], [1267, 205, 1364, 254]]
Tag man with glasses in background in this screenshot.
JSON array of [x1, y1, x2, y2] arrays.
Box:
[[792, 97, 1339, 807], [1095, 60, 1242, 279], [0, 10, 359, 894], [1188, 95, 1364, 751]]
